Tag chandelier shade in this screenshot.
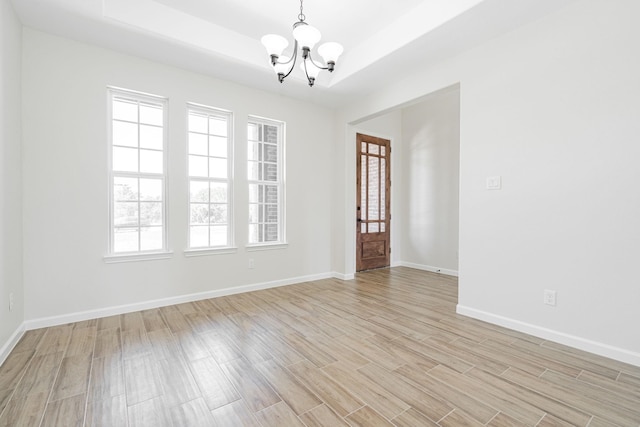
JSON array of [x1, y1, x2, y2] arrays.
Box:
[[292, 24, 321, 49], [318, 42, 344, 65], [261, 34, 289, 57], [260, 0, 343, 87]]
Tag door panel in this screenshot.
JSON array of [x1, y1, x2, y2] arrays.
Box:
[[356, 133, 390, 271]]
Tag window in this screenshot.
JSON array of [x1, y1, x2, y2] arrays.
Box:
[[108, 88, 167, 255], [187, 105, 233, 250], [247, 117, 285, 245]]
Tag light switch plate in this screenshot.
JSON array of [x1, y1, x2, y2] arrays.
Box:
[[486, 176, 502, 190]]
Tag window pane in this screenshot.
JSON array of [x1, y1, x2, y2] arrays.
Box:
[[369, 222, 379, 233], [140, 178, 162, 201], [381, 146, 386, 156], [114, 202, 138, 227], [248, 184, 258, 203], [381, 222, 386, 232], [190, 204, 209, 225], [381, 158, 386, 220], [264, 185, 278, 204], [264, 163, 278, 182], [248, 161, 259, 181], [189, 132, 208, 155], [210, 204, 227, 224], [114, 177, 138, 201], [361, 155, 367, 220], [140, 125, 163, 150], [210, 182, 227, 203], [140, 149, 163, 174], [248, 224, 259, 243], [264, 144, 277, 162], [139, 104, 163, 126], [189, 113, 208, 133], [140, 202, 162, 226], [189, 155, 208, 177], [248, 123, 259, 141], [114, 228, 138, 252], [248, 141, 260, 161], [113, 146, 138, 172], [368, 156, 379, 220], [209, 117, 227, 136], [113, 121, 138, 147], [190, 226, 208, 248], [265, 224, 278, 241], [209, 158, 227, 179], [190, 180, 209, 203], [264, 125, 278, 143], [369, 144, 379, 155], [361, 142, 367, 153], [209, 136, 227, 158], [140, 226, 163, 250], [210, 226, 227, 246], [248, 204, 259, 223], [265, 204, 278, 223], [113, 99, 137, 122]]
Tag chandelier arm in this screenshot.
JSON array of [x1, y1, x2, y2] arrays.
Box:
[[306, 51, 330, 71], [303, 58, 313, 86], [280, 40, 299, 81], [274, 54, 296, 66]]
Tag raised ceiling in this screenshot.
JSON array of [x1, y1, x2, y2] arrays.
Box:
[[10, 0, 575, 106]]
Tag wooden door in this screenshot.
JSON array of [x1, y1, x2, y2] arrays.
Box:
[[356, 133, 391, 271]]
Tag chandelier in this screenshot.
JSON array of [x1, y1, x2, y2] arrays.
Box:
[[260, 0, 344, 87]]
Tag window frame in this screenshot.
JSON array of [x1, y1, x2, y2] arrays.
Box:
[[184, 103, 236, 256], [246, 115, 287, 248], [105, 87, 171, 262]]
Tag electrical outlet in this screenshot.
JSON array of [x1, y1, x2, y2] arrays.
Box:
[[248, 258, 255, 269], [486, 176, 502, 190], [543, 290, 557, 306], [9, 293, 14, 312]]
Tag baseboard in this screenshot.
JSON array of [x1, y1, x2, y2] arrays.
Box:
[[397, 261, 458, 277], [24, 272, 337, 331], [332, 272, 355, 280], [0, 322, 26, 366], [457, 304, 640, 368]]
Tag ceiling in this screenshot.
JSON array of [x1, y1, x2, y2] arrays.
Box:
[[10, 0, 574, 107]]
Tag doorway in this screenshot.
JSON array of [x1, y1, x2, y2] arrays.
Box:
[[356, 133, 391, 271]]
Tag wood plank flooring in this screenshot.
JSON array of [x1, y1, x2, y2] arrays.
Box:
[[1, 267, 639, 426]]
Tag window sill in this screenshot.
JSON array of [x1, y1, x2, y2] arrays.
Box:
[[246, 243, 288, 252], [104, 251, 173, 264], [184, 247, 238, 257]]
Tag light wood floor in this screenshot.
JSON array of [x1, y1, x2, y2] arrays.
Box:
[[0, 268, 639, 427]]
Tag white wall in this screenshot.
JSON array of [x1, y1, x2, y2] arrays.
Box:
[[338, 0, 640, 365], [0, 0, 23, 359], [21, 29, 335, 322], [399, 87, 460, 275]]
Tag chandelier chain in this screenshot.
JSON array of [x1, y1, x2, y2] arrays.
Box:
[[298, 0, 306, 22]]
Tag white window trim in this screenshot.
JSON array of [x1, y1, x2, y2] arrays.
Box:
[[246, 115, 287, 248], [184, 247, 238, 257], [104, 251, 174, 263], [185, 103, 235, 252], [105, 87, 171, 261], [246, 243, 288, 252]]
